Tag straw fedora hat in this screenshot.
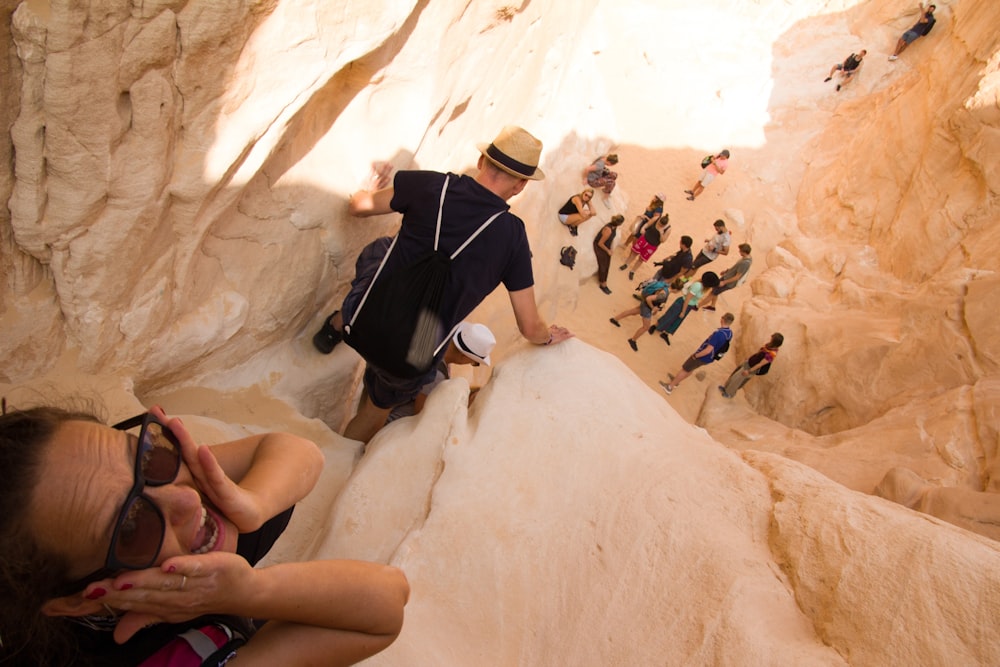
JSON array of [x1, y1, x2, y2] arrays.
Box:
[[477, 126, 545, 181]]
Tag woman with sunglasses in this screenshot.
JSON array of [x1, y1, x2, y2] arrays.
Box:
[[556, 188, 596, 236], [0, 405, 409, 666]]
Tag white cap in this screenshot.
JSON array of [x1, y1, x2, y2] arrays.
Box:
[[453, 322, 496, 366]]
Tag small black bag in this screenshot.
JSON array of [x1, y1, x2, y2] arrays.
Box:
[[560, 245, 577, 269], [700, 155, 713, 169], [344, 176, 503, 378]]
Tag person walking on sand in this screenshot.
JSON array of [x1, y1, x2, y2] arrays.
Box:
[[659, 312, 735, 395], [719, 332, 783, 398], [557, 188, 596, 236], [686, 149, 729, 201], [620, 214, 671, 281], [594, 215, 625, 295], [610, 277, 678, 352], [311, 126, 572, 444], [889, 4, 936, 60], [698, 243, 751, 311], [824, 49, 866, 91]]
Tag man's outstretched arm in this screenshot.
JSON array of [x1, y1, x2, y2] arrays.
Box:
[[508, 287, 573, 345]]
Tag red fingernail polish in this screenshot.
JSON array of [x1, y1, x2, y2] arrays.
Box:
[[119, 583, 133, 591], [85, 587, 107, 600], [166, 565, 176, 573]]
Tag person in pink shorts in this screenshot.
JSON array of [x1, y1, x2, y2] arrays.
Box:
[[619, 214, 671, 281], [686, 149, 729, 200]]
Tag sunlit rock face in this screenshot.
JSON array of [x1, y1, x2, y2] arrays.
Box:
[[2, 0, 1000, 663]]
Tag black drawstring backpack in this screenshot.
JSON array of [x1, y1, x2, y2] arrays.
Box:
[[344, 176, 503, 378]]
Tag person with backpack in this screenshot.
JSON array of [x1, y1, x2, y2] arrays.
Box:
[[609, 277, 679, 352], [685, 149, 729, 201], [593, 214, 625, 294], [621, 193, 665, 249], [650, 271, 721, 345], [659, 313, 735, 395], [889, 4, 936, 61], [824, 50, 866, 91], [698, 243, 752, 311], [719, 332, 784, 398], [619, 213, 671, 281], [312, 126, 572, 443]]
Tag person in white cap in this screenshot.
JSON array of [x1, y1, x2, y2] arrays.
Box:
[[387, 322, 497, 423], [318, 126, 572, 443]]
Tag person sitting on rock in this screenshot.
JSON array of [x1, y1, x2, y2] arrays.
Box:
[[585, 153, 619, 196], [824, 49, 866, 91], [557, 188, 596, 236]]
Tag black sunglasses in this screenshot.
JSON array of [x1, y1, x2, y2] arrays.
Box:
[[56, 412, 181, 596]]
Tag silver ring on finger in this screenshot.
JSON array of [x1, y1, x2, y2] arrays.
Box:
[[179, 575, 187, 590]]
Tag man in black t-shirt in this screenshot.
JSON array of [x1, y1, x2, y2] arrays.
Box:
[[652, 235, 694, 283], [889, 4, 936, 60], [317, 126, 573, 443], [823, 49, 867, 91]]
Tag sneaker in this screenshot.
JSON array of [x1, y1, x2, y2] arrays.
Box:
[[836, 84, 841, 92], [628, 339, 638, 351], [600, 285, 612, 295], [619, 264, 628, 271], [823, 76, 832, 82], [718, 385, 732, 399], [684, 190, 693, 195], [569, 226, 579, 237], [702, 306, 716, 311], [686, 195, 695, 201], [609, 317, 621, 327], [888, 55, 898, 61], [660, 332, 671, 345], [648, 325, 657, 335], [628, 271, 635, 281], [659, 381, 673, 395], [312, 311, 343, 354]]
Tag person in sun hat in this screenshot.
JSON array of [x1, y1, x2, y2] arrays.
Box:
[[387, 322, 497, 423], [314, 125, 572, 444]]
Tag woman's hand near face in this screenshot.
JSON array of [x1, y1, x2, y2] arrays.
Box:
[[149, 406, 324, 533], [94, 551, 256, 644]]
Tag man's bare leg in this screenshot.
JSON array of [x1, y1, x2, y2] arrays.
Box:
[[344, 391, 393, 444]]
